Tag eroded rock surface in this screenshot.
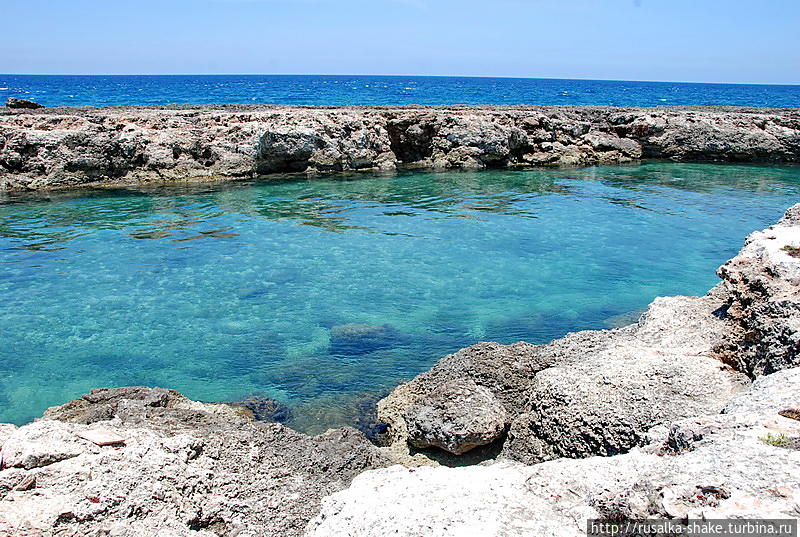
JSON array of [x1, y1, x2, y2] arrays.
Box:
[[724, 366, 800, 414], [2, 105, 799, 190], [403, 379, 507, 455], [308, 368, 800, 536], [380, 293, 749, 459], [716, 207, 800, 375], [0, 387, 391, 537]]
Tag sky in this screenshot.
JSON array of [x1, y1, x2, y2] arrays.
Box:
[[2, 0, 799, 84]]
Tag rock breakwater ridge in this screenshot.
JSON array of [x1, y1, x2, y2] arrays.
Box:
[[1, 105, 799, 190]]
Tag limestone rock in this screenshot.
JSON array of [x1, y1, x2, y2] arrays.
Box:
[[502, 352, 747, 463], [1, 420, 88, 470], [74, 427, 127, 446], [0, 387, 392, 537], [306, 369, 800, 537], [716, 205, 800, 375], [724, 366, 800, 414], [0, 423, 16, 448], [2, 105, 799, 190], [404, 379, 507, 454], [377, 340, 549, 447]]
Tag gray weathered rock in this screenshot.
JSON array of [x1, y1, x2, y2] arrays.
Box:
[[2, 105, 800, 190], [0, 387, 392, 537], [380, 293, 749, 461], [377, 340, 551, 447], [716, 208, 800, 375], [724, 367, 800, 414], [404, 379, 507, 454], [501, 293, 749, 463], [503, 351, 747, 463], [306, 368, 800, 537]]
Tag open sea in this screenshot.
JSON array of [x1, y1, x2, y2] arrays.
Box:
[[1, 74, 799, 108]]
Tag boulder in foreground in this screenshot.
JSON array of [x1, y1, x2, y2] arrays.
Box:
[[404, 378, 508, 455]]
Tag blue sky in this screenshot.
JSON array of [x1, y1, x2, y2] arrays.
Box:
[[2, 0, 798, 84]]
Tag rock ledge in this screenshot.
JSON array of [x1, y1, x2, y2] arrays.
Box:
[[2, 105, 799, 190]]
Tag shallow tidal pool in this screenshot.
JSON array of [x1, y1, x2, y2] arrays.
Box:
[[2, 163, 799, 432]]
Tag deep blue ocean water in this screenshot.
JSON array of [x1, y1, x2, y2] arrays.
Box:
[[2, 163, 800, 432], [1, 74, 799, 108]]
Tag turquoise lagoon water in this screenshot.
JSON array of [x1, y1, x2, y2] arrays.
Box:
[[2, 163, 800, 432]]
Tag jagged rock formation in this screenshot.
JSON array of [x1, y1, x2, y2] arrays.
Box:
[[1, 105, 799, 190], [716, 206, 800, 375], [307, 367, 800, 537], [379, 293, 749, 460], [0, 387, 391, 537]]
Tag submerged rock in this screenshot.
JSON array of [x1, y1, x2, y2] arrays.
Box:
[[329, 323, 404, 356], [229, 393, 292, 423], [348, 392, 391, 446]]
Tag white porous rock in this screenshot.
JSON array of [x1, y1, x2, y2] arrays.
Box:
[[308, 369, 800, 536]]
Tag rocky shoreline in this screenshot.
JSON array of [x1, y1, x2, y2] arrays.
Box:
[[1, 105, 800, 190], [1, 204, 799, 536]]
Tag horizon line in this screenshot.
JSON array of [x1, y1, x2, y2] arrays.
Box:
[[1, 73, 799, 87]]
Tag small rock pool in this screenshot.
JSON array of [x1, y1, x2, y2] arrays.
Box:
[[2, 163, 799, 432]]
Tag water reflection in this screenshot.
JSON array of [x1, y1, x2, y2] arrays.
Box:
[[1, 164, 799, 253]]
